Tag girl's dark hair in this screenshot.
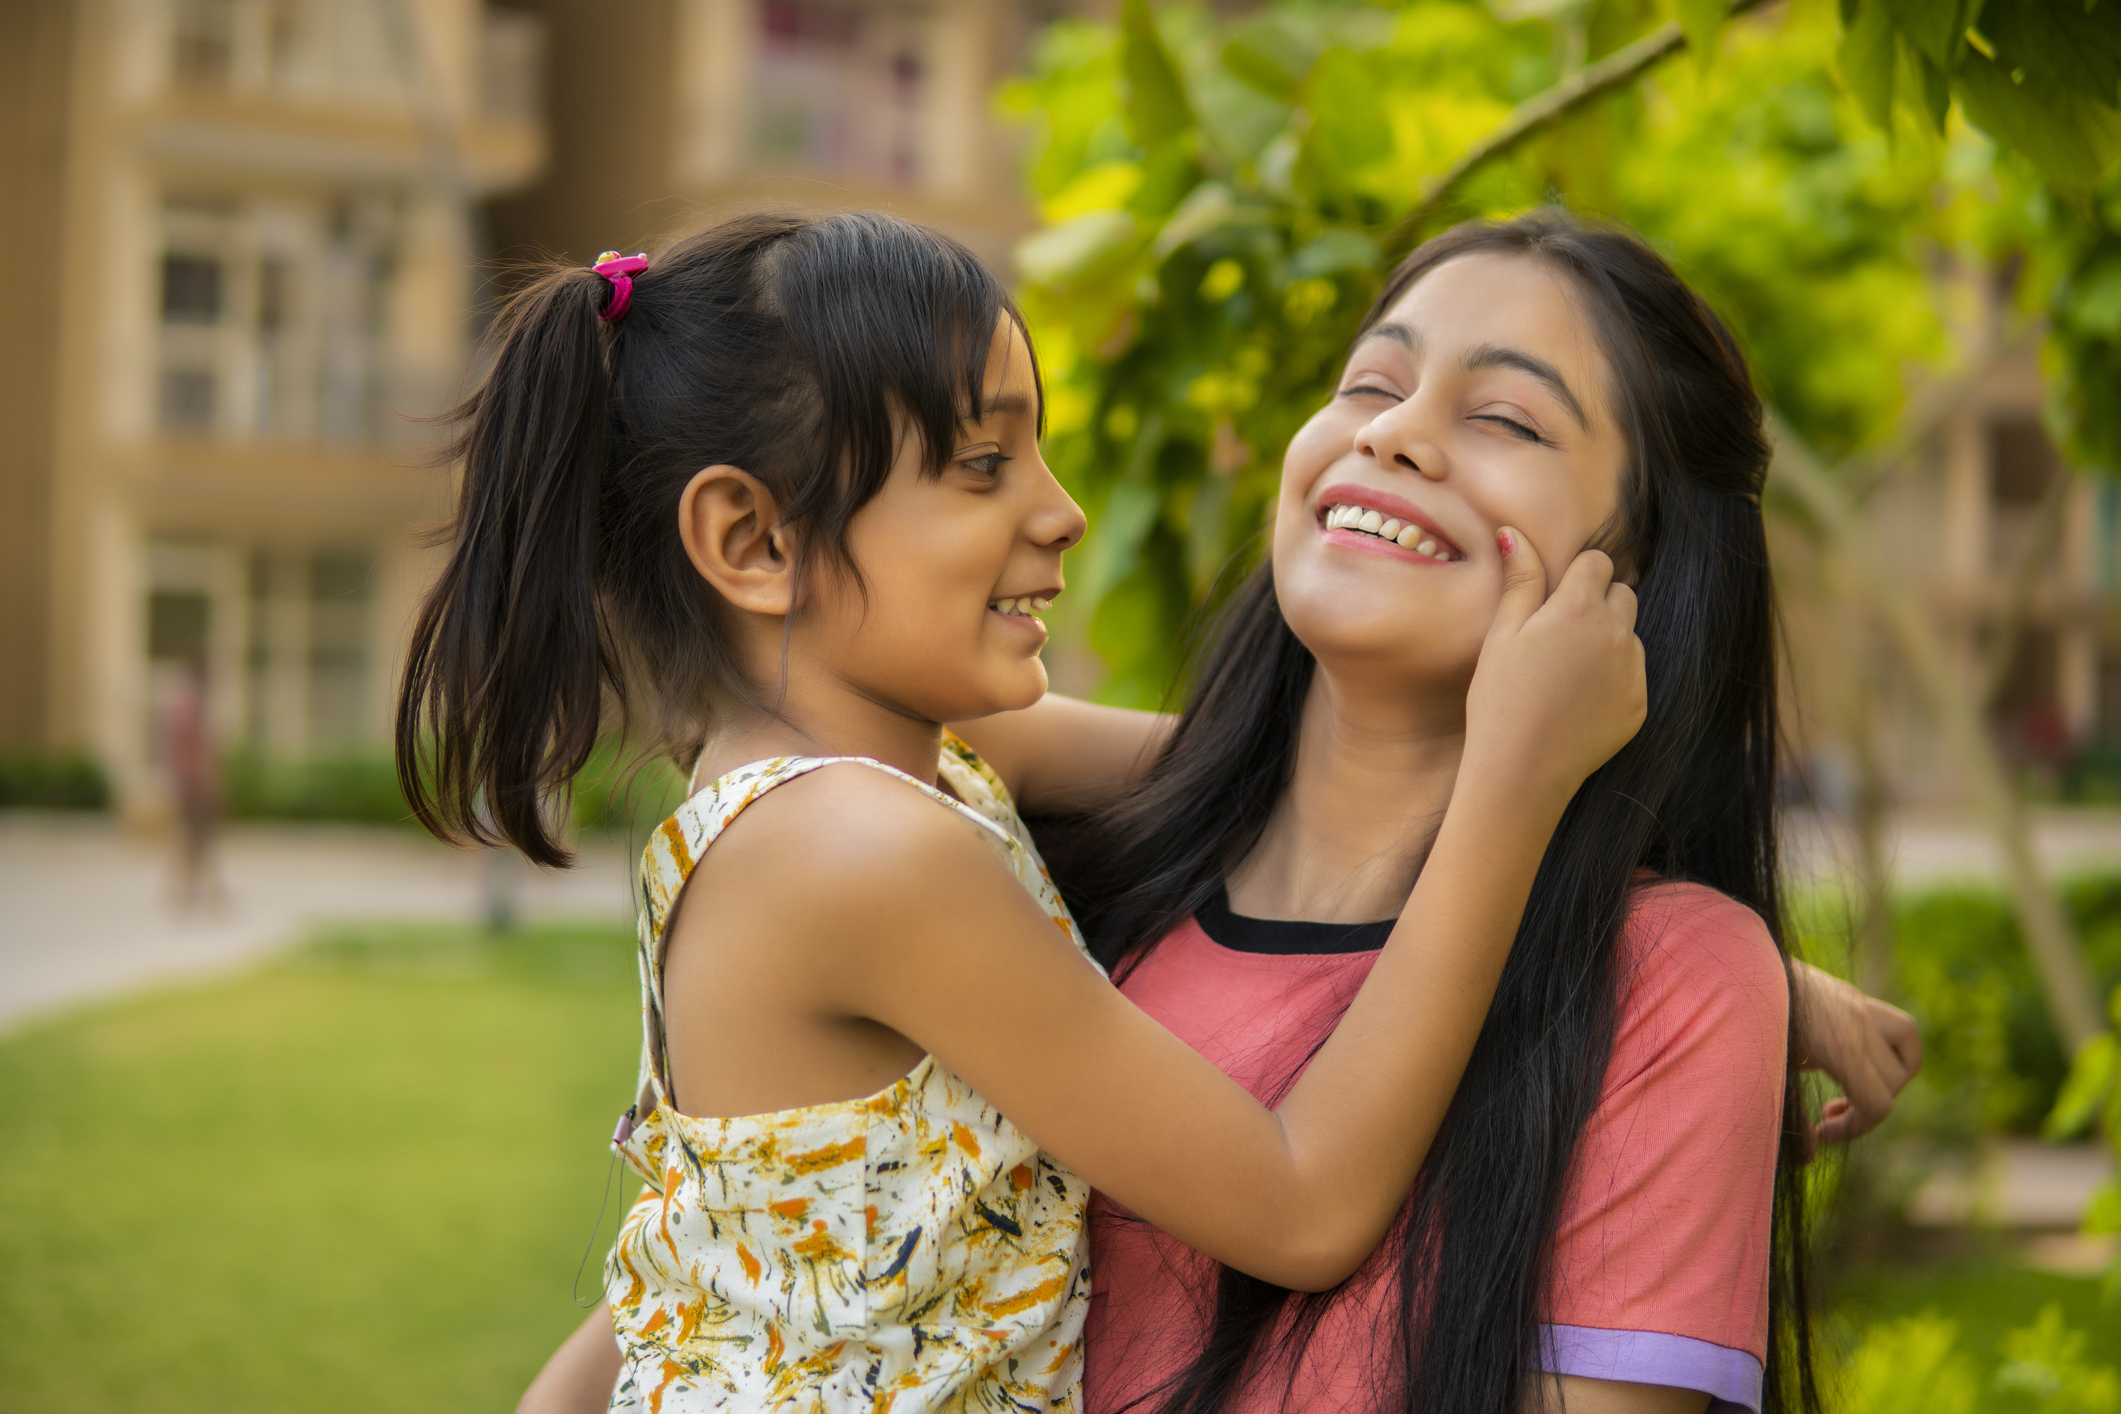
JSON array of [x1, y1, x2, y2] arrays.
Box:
[[397, 211, 1033, 865], [1043, 212, 1817, 1414]]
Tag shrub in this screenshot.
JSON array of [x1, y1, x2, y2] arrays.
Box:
[[222, 751, 412, 825], [0, 750, 112, 810], [1889, 877, 2121, 1141]]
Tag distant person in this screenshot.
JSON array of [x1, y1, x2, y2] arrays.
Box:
[[165, 651, 224, 912]]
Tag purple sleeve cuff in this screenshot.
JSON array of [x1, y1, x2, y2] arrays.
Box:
[[1538, 1324, 1763, 1414]]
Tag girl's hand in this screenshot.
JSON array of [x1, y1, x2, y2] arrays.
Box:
[[1462, 530, 1647, 808], [1792, 962, 1923, 1155]]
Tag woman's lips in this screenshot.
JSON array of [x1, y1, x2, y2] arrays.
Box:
[[1315, 484, 1465, 559]]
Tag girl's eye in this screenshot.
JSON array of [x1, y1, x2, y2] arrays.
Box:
[[960, 451, 1009, 479], [1339, 381, 1399, 400], [1473, 413, 1546, 445]]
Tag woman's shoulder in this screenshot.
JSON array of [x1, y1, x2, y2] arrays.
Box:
[[1622, 878, 1785, 988], [1613, 878, 1788, 1057]]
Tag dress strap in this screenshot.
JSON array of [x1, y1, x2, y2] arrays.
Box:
[[633, 754, 1012, 1108]]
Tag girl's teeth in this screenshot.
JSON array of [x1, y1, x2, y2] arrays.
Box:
[[1380, 519, 1402, 540], [1358, 509, 1384, 533], [1416, 539, 1438, 557], [1031, 596, 1053, 612], [1395, 525, 1422, 549]]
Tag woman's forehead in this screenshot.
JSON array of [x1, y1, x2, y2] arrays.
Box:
[[1369, 253, 1614, 406]]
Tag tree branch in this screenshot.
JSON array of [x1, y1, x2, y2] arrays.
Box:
[[1381, 0, 1775, 261]]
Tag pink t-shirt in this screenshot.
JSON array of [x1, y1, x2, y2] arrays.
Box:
[[1084, 880, 1787, 1414]]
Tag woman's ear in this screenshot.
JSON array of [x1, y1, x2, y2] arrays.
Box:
[[677, 465, 795, 616]]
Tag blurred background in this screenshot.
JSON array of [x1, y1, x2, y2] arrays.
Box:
[[2, 0, 2120, 1408]]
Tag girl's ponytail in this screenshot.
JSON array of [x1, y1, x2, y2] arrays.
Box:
[[397, 267, 612, 867]]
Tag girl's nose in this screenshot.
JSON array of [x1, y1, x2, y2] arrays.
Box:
[[1034, 477, 1088, 551]]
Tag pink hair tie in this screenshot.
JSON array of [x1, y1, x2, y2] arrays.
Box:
[[593, 250, 648, 323]]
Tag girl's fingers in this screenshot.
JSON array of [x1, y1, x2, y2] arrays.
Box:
[[1489, 526, 1550, 636]]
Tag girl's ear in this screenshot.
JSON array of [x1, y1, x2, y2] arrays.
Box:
[[678, 465, 796, 616]]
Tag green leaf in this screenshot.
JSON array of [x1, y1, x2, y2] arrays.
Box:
[[1014, 209, 1137, 285], [1074, 414, 1167, 612], [2084, 1179, 2121, 1235], [1304, 48, 1392, 175], [2043, 1032, 2116, 1139], [1288, 228, 1380, 279], [1914, 44, 1953, 134], [1953, 47, 2121, 202], [2067, 256, 2121, 337], [1679, 0, 1728, 72], [1120, 0, 1195, 150], [1979, 0, 2121, 110], [1883, 0, 1964, 71], [1839, 0, 1899, 130]]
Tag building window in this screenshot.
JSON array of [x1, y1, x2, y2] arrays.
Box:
[[1989, 417, 2060, 506], [172, 0, 240, 86], [752, 0, 929, 184], [162, 255, 224, 322], [307, 551, 373, 749]]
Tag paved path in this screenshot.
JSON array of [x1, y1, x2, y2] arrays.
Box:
[[1783, 808, 2121, 888], [5, 806, 2119, 1036], [0, 811, 633, 1033]]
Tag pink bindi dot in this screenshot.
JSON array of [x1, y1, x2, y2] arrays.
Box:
[[1496, 528, 1517, 558]]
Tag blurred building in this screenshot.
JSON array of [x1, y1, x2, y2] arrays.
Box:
[[0, 0, 547, 818], [1780, 284, 2121, 808], [485, 0, 1078, 278]]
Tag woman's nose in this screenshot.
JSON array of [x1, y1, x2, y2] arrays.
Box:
[[1355, 403, 1446, 481]]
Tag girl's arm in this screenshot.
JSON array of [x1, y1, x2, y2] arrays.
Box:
[[515, 1304, 622, 1414], [1792, 961, 1923, 1150], [948, 694, 1171, 813], [681, 536, 1641, 1293]]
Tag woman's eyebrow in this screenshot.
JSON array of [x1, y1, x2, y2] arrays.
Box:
[[1461, 342, 1589, 430], [1356, 321, 1423, 357]]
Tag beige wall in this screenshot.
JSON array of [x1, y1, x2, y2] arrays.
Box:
[[0, 1, 76, 748]]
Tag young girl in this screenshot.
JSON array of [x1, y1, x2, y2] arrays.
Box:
[[397, 211, 1646, 1413]]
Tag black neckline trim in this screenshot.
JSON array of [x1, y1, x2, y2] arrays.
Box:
[[1194, 883, 1395, 956]]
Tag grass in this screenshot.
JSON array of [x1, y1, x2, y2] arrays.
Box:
[[1830, 1241, 2121, 1359], [0, 920, 642, 1414]]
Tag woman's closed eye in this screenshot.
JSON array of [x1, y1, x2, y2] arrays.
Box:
[[1471, 409, 1550, 445]]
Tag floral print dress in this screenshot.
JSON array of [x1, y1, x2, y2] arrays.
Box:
[[605, 734, 1097, 1413]]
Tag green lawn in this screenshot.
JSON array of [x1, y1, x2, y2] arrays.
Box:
[[0, 920, 642, 1413]]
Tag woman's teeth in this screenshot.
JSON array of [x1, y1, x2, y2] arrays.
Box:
[[1323, 504, 1462, 561], [991, 596, 1053, 618]]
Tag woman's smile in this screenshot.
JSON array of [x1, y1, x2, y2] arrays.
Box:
[[1317, 486, 1468, 563]]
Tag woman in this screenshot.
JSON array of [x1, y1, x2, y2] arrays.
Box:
[[963, 212, 1918, 1414]]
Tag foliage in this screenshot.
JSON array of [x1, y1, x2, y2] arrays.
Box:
[[0, 919, 640, 1412], [1838, 1305, 2121, 1414], [1839, 1312, 1982, 1414], [1850, 874, 2121, 1142], [220, 740, 686, 841], [1002, 0, 2121, 701], [224, 749, 411, 825], [0, 749, 111, 810]]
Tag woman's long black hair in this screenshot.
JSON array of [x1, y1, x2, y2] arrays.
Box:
[[1041, 213, 1819, 1414]]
